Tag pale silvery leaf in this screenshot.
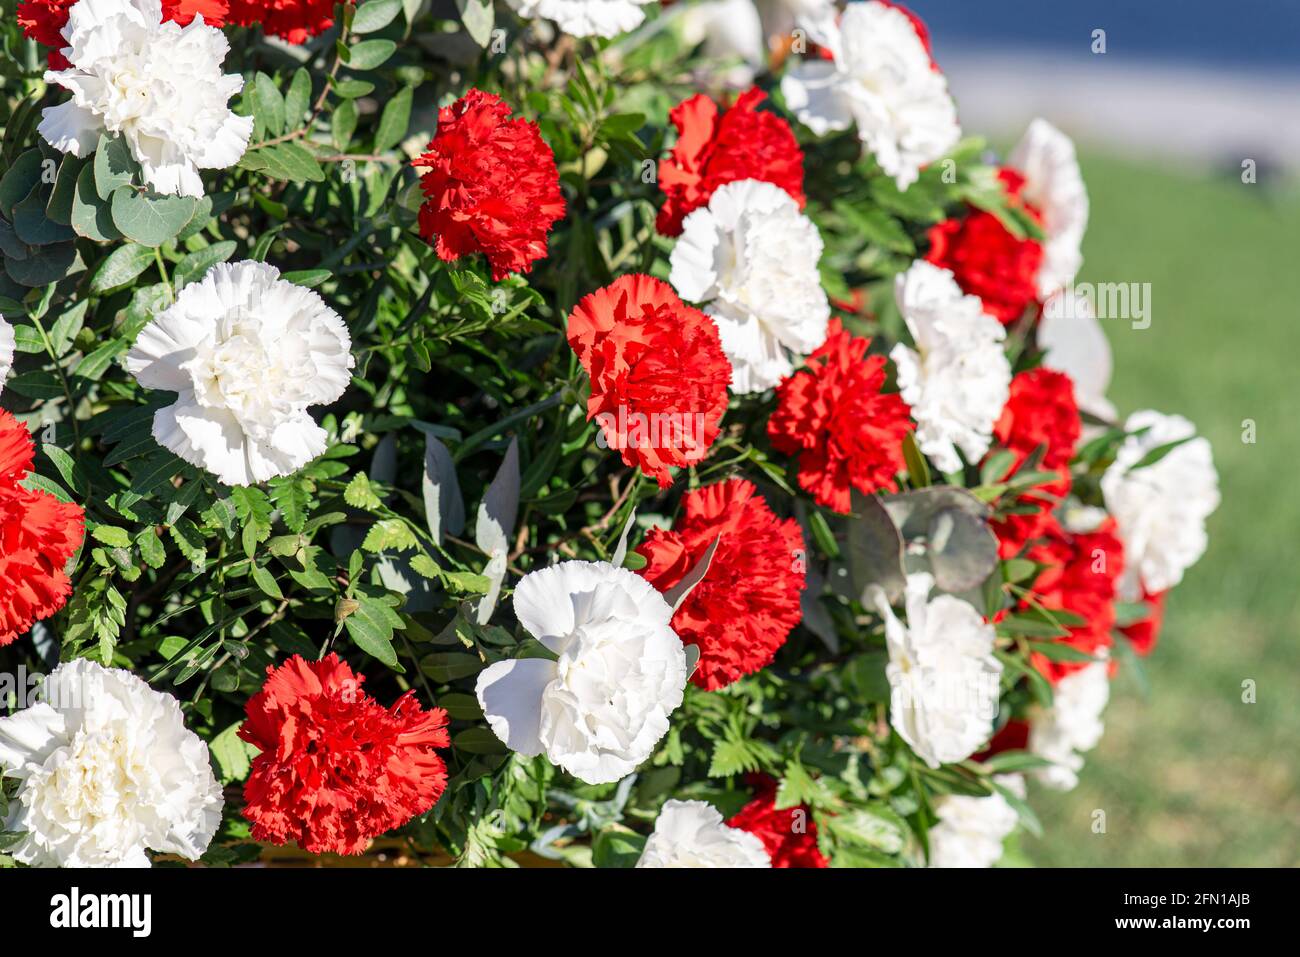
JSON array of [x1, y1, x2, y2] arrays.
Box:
[[475, 436, 520, 557], [474, 437, 519, 623], [610, 507, 638, 568], [662, 534, 721, 612], [422, 433, 465, 544]]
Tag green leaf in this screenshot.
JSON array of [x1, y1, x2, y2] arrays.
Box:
[[902, 431, 931, 487], [374, 86, 413, 153], [90, 242, 155, 293], [173, 240, 237, 289], [420, 652, 484, 682], [92, 524, 132, 548], [251, 564, 285, 600], [332, 99, 358, 151], [457, 0, 494, 47], [353, 0, 402, 32], [281, 268, 330, 287], [94, 134, 139, 200], [110, 189, 197, 247], [0, 149, 42, 219], [347, 39, 397, 70], [71, 163, 122, 242], [209, 722, 257, 784], [252, 72, 286, 139], [333, 79, 375, 99], [283, 68, 313, 129], [344, 598, 402, 668]]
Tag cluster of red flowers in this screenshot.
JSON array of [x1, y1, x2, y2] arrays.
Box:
[[767, 320, 912, 513], [636, 479, 805, 690], [239, 654, 450, 856], [567, 274, 731, 488], [925, 168, 1045, 326], [414, 89, 566, 281], [0, 411, 85, 647], [988, 367, 1082, 556], [1019, 517, 1125, 682], [18, 0, 335, 65], [655, 88, 805, 237], [728, 776, 828, 868]]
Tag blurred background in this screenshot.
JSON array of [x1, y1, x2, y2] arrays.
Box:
[[908, 0, 1300, 866]]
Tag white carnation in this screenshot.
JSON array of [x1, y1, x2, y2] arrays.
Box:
[[38, 0, 252, 198], [928, 774, 1022, 868], [780, 0, 960, 190], [890, 260, 1011, 473], [676, 0, 766, 87], [1029, 659, 1110, 791], [123, 260, 355, 487], [1038, 288, 1116, 422], [505, 0, 655, 38], [636, 799, 771, 868], [871, 572, 1003, 769], [0, 659, 222, 868], [1008, 118, 1089, 298], [1101, 410, 1220, 596], [669, 179, 830, 394], [476, 560, 687, 785], [0, 317, 14, 394]]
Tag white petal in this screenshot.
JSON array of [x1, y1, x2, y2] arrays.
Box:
[[37, 100, 103, 157], [0, 704, 66, 779], [780, 60, 853, 135], [475, 657, 557, 757]]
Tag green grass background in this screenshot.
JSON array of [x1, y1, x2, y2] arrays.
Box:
[[1021, 152, 1300, 866]]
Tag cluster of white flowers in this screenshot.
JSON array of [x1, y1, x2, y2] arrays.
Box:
[[0, 317, 14, 395], [505, 0, 656, 38], [476, 560, 688, 785], [124, 261, 355, 487], [872, 572, 1003, 769], [1101, 410, 1220, 597], [39, 0, 252, 198], [0, 659, 222, 867], [636, 799, 772, 867], [1029, 659, 1111, 791], [1009, 118, 1090, 298], [891, 260, 1012, 473], [928, 775, 1023, 868], [781, 0, 961, 189], [669, 179, 830, 394]]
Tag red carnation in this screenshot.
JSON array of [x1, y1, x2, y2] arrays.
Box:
[[226, 0, 333, 43], [1020, 517, 1125, 683], [988, 368, 1081, 556], [925, 169, 1044, 326], [1121, 587, 1166, 657], [728, 776, 828, 868], [656, 88, 805, 237], [567, 274, 730, 488], [767, 319, 912, 513], [636, 479, 805, 690], [19, 0, 228, 68], [973, 718, 1031, 762], [0, 411, 85, 647], [240, 654, 450, 856], [414, 89, 565, 281]]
